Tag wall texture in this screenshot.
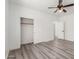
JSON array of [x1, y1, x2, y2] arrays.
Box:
[[8, 2, 57, 50]]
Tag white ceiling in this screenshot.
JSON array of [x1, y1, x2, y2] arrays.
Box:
[[9, 0, 74, 15]]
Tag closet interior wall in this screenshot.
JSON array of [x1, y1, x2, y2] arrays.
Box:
[[21, 18, 34, 44]]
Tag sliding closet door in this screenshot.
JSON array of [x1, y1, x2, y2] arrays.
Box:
[[21, 18, 33, 44]]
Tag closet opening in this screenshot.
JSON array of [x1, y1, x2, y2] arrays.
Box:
[[21, 17, 34, 45]]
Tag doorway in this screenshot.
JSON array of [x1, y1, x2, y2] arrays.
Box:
[[54, 21, 65, 40], [21, 17, 34, 44]]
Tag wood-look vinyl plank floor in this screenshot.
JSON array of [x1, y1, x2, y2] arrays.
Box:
[[15, 49, 23, 59], [8, 39, 74, 59], [37, 43, 73, 59], [26, 45, 48, 59], [22, 46, 29, 59]]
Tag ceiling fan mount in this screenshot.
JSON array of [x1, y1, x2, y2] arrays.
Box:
[[48, 0, 74, 13], [57, 5, 63, 8]]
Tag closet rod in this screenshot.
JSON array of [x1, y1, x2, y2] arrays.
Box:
[[21, 23, 33, 25]]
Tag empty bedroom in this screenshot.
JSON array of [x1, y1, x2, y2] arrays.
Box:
[[5, 0, 74, 59]]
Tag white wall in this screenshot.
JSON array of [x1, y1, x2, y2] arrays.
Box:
[[5, 0, 10, 59], [59, 13, 74, 41], [8, 2, 57, 50]]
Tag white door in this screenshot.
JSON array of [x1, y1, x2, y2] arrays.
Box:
[[54, 22, 65, 39], [21, 18, 33, 44]]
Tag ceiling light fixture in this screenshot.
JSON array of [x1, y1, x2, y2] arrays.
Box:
[[59, 7, 63, 12]]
